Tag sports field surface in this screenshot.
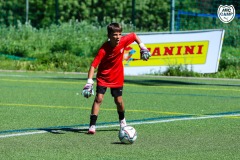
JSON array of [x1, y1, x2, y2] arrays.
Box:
[[0, 71, 239, 160]]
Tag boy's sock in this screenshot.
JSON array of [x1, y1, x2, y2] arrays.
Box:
[[89, 114, 98, 126], [118, 111, 125, 120]]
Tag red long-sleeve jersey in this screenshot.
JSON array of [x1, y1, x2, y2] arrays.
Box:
[[91, 33, 137, 88]]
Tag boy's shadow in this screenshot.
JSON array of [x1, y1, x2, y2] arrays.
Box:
[[40, 128, 119, 134], [41, 128, 128, 145]]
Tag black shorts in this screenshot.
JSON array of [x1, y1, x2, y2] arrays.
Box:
[[96, 86, 123, 97]]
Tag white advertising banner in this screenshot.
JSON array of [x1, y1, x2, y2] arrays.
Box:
[[123, 29, 225, 75]]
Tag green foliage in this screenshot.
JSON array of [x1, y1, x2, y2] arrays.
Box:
[[0, 20, 239, 78], [0, 21, 105, 72], [151, 46, 240, 79], [219, 47, 240, 71], [214, 67, 240, 79], [0, 20, 105, 56], [142, 0, 170, 31], [0, 0, 171, 30], [0, 52, 93, 72], [33, 52, 93, 72], [162, 65, 201, 77], [0, 0, 238, 48], [0, 0, 25, 26], [212, 46, 240, 78], [175, 0, 240, 48]]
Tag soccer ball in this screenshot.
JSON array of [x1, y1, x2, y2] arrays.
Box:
[[119, 126, 137, 144]]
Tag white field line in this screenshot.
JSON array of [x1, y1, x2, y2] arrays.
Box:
[[0, 131, 47, 138], [0, 114, 239, 139]]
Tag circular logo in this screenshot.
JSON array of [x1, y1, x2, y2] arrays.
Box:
[[217, 5, 235, 23]]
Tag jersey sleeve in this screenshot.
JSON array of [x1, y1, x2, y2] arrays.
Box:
[[123, 32, 137, 47], [91, 47, 105, 68]]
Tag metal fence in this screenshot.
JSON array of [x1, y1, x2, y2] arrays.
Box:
[[174, 0, 239, 47]]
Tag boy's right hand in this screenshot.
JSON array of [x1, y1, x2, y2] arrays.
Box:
[[82, 79, 94, 98]]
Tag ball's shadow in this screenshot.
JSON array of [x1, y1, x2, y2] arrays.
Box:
[[111, 142, 124, 145]]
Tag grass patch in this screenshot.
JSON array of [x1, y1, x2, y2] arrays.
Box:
[[0, 71, 239, 159]]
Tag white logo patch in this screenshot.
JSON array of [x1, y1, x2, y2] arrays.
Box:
[[217, 5, 235, 23], [120, 48, 124, 53]]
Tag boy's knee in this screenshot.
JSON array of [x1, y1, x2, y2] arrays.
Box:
[[116, 100, 122, 106], [114, 98, 123, 106], [95, 96, 103, 104]]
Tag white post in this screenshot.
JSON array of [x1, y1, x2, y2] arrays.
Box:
[[171, 0, 175, 32], [26, 0, 29, 24]]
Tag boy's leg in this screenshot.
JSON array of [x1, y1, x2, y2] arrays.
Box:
[[88, 86, 106, 134], [114, 96, 125, 117], [111, 87, 127, 128], [114, 96, 127, 128], [88, 93, 104, 134]]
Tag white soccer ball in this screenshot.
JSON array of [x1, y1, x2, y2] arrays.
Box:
[[119, 126, 137, 144]]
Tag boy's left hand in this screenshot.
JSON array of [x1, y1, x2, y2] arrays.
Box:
[[140, 49, 151, 61]]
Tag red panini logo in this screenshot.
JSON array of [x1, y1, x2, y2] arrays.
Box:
[[123, 41, 209, 66]]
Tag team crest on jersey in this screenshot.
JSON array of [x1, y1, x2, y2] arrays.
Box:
[[120, 48, 124, 53], [217, 5, 235, 23]]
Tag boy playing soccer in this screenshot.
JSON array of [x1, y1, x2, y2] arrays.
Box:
[[82, 22, 151, 134]]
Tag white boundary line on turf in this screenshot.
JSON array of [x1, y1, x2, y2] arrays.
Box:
[[0, 131, 47, 138], [0, 114, 239, 139]]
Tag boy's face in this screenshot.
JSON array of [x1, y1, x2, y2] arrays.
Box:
[[108, 32, 122, 47]]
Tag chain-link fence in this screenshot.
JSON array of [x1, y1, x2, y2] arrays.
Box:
[[174, 0, 239, 47]]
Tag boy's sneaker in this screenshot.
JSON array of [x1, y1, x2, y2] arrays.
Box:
[[120, 118, 127, 129], [88, 125, 96, 134]]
